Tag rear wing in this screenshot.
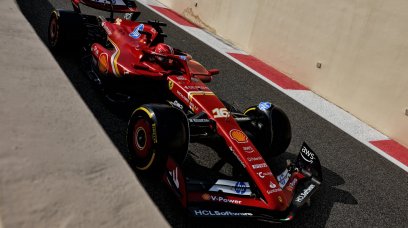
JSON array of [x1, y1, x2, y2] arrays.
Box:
[[72, 0, 139, 13]]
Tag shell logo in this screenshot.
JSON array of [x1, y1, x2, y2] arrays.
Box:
[[168, 80, 174, 90], [202, 193, 210, 201], [98, 53, 109, 74], [229, 129, 248, 143]]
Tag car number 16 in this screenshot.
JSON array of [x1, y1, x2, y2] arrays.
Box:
[[212, 108, 230, 118]]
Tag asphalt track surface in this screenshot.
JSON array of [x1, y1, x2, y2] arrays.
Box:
[[16, 1, 408, 227]]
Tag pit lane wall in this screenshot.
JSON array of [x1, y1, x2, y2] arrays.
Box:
[[157, 0, 408, 147], [0, 0, 168, 227]]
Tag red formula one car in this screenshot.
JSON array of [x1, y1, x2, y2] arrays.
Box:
[[48, 0, 323, 222]]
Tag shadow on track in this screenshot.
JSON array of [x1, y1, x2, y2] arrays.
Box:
[[15, 1, 357, 227]]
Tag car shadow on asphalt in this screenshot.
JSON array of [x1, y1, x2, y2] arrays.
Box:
[[16, 1, 357, 227]]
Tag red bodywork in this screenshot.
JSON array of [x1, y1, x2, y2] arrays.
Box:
[[91, 19, 164, 78], [167, 76, 297, 211], [86, 16, 317, 220]]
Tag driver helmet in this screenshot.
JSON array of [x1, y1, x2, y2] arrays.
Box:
[[154, 43, 174, 64]]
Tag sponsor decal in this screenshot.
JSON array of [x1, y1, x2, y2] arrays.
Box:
[[257, 171, 272, 178], [295, 184, 316, 203], [266, 188, 282, 194], [193, 210, 253, 217], [242, 146, 254, 153], [212, 108, 230, 118], [202, 194, 242, 205], [168, 167, 180, 189], [234, 182, 247, 194], [276, 169, 290, 188], [248, 156, 262, 162], [289, 178, 298, 188], [190, 119, 210, 123], [177, 76, 187, 81], [184, 85, 208, 90], [234, 117, 250, 121], [252, 163, 267, 169], [266, 181, 282, 195], [202, 193, 210, 200], [229, 129, 248, 143], [98, 53, 109, 74], [209, 180, 252, 196], [102, 22, 112, 35], [115, 18, 122, 25], [129, 24, 144, 39], [168, 80, 174, 90], [300, 144, 316, 163], [258, 102, 271, 111], [152, 123, 157, 144], [176, 90, 189, 104], [287, 178, 298, 192], [152, 123, 157, 143]]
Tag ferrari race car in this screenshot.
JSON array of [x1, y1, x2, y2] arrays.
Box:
[[48, 0, 323, 222]]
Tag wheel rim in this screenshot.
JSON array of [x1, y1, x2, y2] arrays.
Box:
[[132, 119, 152, 158], [49, 15, 59, 47]]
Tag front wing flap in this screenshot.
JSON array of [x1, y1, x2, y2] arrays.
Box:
[[185, 142, 323, 222]]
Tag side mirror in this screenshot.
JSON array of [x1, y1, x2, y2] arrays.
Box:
[[208, 69, 219, 76], [195, 75, 212, 83]]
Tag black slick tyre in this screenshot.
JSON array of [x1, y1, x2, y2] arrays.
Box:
[[243, 103, 292, 158], [127, 104, 189, 174], [48, 10, 85, 52]]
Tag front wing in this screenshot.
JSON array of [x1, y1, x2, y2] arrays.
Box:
[[163, 142, 323, 222]]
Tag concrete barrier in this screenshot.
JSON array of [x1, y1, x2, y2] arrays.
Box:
[[0, 0, 168, 227], [158, 0, 408, 147]]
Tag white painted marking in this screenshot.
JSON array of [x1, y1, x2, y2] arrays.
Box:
[[169, 167, 179, 189], [137, 0, 163, 7], [286, 90, 388, 142]]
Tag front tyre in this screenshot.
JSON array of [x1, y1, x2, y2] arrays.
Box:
[[128, 110, 159, 171], [127, 104, 189, 174], [243, 102, 292, 158]]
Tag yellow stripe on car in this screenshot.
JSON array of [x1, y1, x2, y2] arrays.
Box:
[[187, 91, 215, 100], [244, 107, 256, 115], [108, 38, 121, 77]]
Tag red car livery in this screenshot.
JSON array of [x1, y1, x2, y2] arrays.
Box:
[[48, 0, 323, 222]]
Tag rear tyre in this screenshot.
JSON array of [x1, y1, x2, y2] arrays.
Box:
[[48, 10, 85, 52], [127, 104, 189, 174], [243, 102, 292, 158]]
